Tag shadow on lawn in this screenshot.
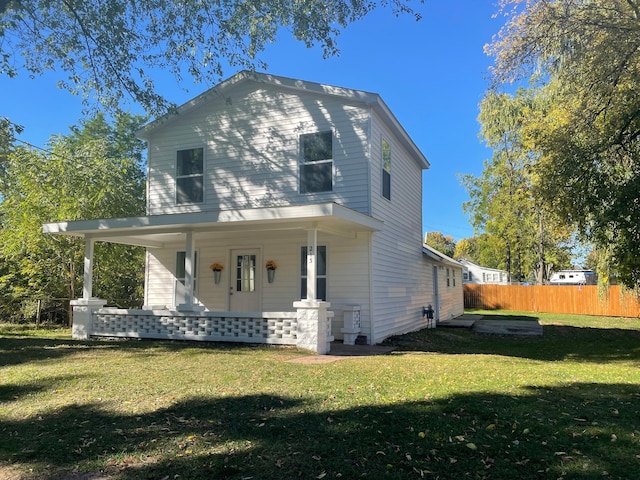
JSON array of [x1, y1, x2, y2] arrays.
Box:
[[2, 384, 640, 479], [384, 323, 640, 363], [0, 335, 278, 368]]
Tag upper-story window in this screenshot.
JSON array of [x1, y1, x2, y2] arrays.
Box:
[[382, 138, 391, 200], [176, 147, 204, 204], [300, 131, 333, 193]]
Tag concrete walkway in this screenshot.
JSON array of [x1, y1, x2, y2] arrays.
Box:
[[287, 342, 397, 363]]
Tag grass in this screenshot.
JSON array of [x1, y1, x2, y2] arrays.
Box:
[[1, 311, 640, 479]]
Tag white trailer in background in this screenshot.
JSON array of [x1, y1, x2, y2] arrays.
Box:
[[549, 270, 597, 285]]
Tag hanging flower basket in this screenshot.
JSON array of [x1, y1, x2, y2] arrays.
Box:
[[266, 260, 277, 283], [210, 263, 224, 284]]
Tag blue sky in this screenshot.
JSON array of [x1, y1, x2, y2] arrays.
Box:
[[0, 1, 503, 241]]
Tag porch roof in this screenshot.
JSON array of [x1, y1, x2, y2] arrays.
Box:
[[42, 203, 384, 248]]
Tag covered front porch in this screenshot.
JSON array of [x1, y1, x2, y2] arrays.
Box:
[[43, 203, 382, 354]]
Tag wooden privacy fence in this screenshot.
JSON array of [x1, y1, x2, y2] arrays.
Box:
[[464, 284, 640, 318]]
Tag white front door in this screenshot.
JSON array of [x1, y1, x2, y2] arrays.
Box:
[[229, 249, 260, 311]]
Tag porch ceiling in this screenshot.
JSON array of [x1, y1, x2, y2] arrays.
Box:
[[42, 203, 384, 247]]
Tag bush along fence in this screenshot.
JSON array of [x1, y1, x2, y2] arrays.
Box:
[[0, 296, 144, 325], [464, 284, 640, 317]]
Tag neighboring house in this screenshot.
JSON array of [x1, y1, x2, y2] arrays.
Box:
[[43, 71, 464, 353], [459, 259, 509, 285]]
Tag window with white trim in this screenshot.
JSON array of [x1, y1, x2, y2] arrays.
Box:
[[175, 251, 198, 305], [300, 245, 327, 300], [382, 138, 391, 200], [235, 254, 256, 292], [300, 131, 333, 193], [176, 147, 204, 204]]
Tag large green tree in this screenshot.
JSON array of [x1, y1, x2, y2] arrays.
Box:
[[0, 113, 146, 322], [424, 231, 456, 258], [486, 0, 640, 288], [0, 0, 422, 115], [462, 89, 573, 283], [454, 234, 507, 270]]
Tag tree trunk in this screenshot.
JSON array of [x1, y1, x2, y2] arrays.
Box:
[[506, 243, 512, 283]]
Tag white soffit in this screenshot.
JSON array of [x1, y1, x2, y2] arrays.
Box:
[[42, 203, 384, 247]]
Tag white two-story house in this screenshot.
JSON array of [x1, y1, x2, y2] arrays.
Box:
[[44, 71, 463, 353]]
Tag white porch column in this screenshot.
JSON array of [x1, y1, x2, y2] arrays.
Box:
[[83, 236, 95, 299], [294, 226, 332, 354], [73, 235, 106, 339], [306, 228, 317, 300], [184, 231, 195, 306], [70, 298, 106, 339], [177, 231, 203, 312], [294, 299, 332, 354]]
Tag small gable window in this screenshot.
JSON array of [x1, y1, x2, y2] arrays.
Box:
[[176, 147, 204, 204], [382, 138, 391, 200], [300, 131, 333, 193]]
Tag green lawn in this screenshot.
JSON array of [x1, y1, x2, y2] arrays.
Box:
[[1, 311, 640, 479]]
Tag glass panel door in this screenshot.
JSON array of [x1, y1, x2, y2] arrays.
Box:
[[229, 249, 260, 311]]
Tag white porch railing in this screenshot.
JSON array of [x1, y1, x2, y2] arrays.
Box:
[[92, 308, 299, 345], [71, 299, 334, 353]]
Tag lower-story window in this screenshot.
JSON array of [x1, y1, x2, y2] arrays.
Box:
[[300, 245, 327, 300], [175, 251, 198, 305]]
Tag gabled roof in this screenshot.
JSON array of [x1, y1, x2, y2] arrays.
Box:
[[422, 244, 461, 268], [137, 70, 429, 170], [458, 258, 507, 274]]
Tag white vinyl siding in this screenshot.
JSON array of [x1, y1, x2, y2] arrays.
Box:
[[146, 83, 370, 216], [143, 230, 372, 341], [369, 111, 431, 343]]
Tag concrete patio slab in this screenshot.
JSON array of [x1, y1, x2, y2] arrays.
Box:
[[472, 319, 543, 336], [438, 314, 482, 328]]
